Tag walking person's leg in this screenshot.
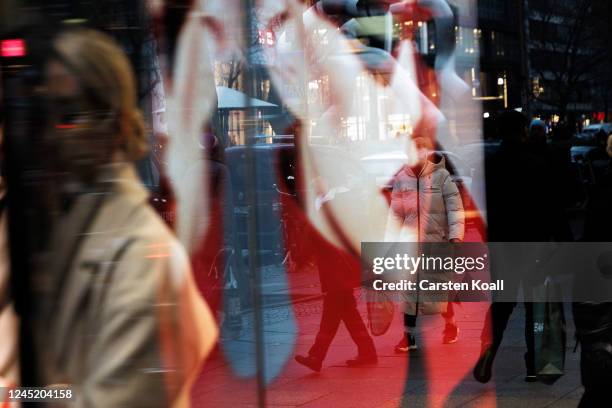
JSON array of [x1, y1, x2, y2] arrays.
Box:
[[295, 292, 342, 371], [442, 302, 459, 344], [481, 301, 516, 350], [523, 302, 537, 381], [473, 301, 517, 382], [395, 312, 418, 353], [337, 290, 377, 366], [578, 345, 612, 407]]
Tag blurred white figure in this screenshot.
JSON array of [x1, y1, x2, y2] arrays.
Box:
[[166, 0, 246, 254], [166, 0, 452, 255], [260, 0, 446, 252], [166, 3, 217, 255]]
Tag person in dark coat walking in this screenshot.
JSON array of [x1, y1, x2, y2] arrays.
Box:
[[474, 111, 563, 384], [575, 133, 612, 407], [294, 214, 377, 372]]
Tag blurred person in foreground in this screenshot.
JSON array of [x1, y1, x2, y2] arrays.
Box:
[[33, 28, 217, 407], [527, 119, 573, 240], [574, 135, 612, 407], [575, 133, 612, 407], [474, 111, 563, 383], [0, 87, 19, 389]]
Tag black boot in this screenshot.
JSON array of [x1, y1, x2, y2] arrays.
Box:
[[295, 355, 322, 372], [473, 345, 497, 383], [524, 351, 537, 382]]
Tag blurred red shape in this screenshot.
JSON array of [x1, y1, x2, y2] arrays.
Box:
[[1, 39, 26, 57]]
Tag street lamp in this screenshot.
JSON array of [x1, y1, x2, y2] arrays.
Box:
[[497, 73, 508, 108]]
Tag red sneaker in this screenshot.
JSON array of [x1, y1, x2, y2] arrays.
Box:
[[442, 323, 459, 344]]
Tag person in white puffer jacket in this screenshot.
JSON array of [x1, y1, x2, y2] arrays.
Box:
[[386, 154, 464, 243], [385, 136, 465, 352]]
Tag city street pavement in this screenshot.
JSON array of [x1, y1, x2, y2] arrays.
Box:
[[193, 266, 582, 408]]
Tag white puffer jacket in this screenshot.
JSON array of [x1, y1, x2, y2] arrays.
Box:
[[385, 153, 465, 243], [385, 153, 465, 316]]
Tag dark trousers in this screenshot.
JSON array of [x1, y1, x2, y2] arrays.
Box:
[[403, 302, 455, 331], [578, 345, 612, 407], [481, 302, 535, 371], [308, 290, 376, 361]]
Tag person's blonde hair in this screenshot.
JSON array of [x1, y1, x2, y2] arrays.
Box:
[[52, 28, 148, 161]]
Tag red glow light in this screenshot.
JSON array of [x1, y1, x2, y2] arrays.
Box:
[[1, 39, 26, 58], [55, 124, 77, 130]]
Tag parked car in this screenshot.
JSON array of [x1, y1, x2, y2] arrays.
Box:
[[576, 123, 612, 142], [571, 145, 610, 187]]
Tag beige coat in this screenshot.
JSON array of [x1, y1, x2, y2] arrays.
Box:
[[35, 164, 217, 407], [386, 154, 464, 243], [385, 154, 465, 315]]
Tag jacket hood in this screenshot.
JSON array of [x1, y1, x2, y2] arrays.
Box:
[[422, 153, 446, 176], [403, 152, 446, 177]]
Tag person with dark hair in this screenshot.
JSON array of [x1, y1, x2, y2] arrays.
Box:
[[528, 119, 547, 147]]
